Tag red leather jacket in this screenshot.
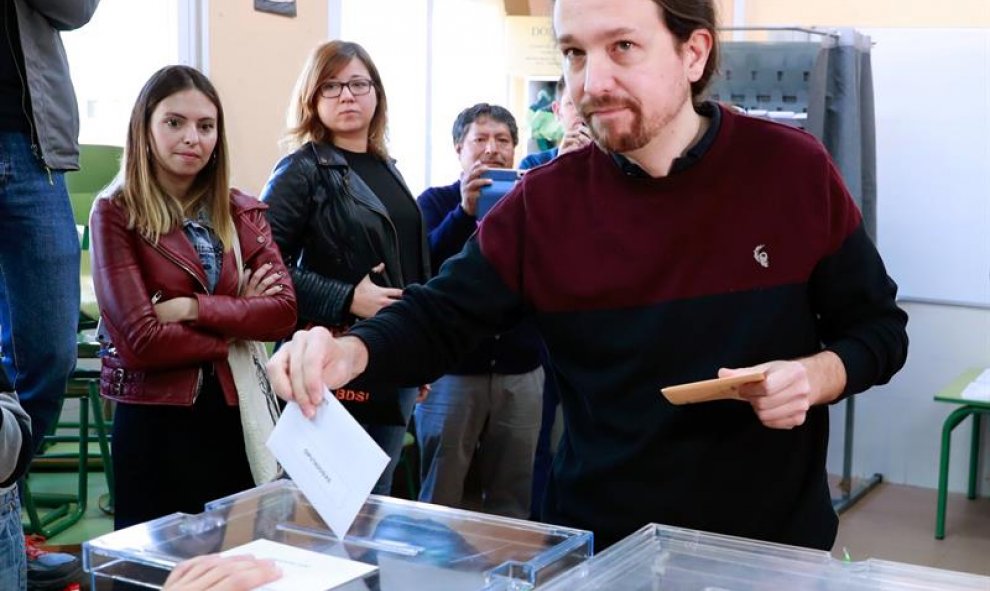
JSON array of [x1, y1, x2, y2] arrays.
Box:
[[90, 189, 298, 406]]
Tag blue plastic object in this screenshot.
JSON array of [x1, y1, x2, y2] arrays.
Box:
[[477, 169, 524, 219]]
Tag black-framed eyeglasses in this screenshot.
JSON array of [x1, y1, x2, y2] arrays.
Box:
[[318, 78, 374, 99]]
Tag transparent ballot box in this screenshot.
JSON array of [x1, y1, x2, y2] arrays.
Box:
[[540, 523, 990, 590], [83, 480, 592, 590]]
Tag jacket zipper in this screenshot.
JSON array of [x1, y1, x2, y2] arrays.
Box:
[[144, 239, 208, 404], [3, 7, 52, 184], [144, 238, 209, 293], [343, 172, 404, 285], [192, 368, 203, 405]]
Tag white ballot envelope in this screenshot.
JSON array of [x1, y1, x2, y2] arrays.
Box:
[[267, 391, 390, 538], [222, 538, 377, 591]]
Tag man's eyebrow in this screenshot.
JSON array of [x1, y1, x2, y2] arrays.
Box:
[[558, 27, 639, 45]]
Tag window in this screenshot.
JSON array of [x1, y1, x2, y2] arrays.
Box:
[[62, 0, 187, 146]]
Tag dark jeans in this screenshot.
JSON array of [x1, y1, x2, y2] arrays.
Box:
[[0, 131, 79, 453], [364, 386, 418, 495]]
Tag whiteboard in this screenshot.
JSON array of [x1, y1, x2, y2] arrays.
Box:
[[866, 28, 990, 307]]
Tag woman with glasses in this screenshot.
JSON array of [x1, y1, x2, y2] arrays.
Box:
[[261, 40, 429, 495]]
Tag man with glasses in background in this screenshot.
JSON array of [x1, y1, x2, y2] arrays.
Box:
[[413, 104, 544, 519]]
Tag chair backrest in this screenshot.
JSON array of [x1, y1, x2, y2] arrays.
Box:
[[68, 145, 122, 326], [66, 144, 122, 228]]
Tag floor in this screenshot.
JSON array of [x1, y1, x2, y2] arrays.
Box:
[[24, 469, 114, 547], [832, 481, 990, 576]]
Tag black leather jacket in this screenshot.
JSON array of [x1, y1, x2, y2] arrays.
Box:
[[261, 141, 430, 329]]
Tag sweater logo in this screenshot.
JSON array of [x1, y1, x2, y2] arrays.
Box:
[[753, 245, 769, 268]]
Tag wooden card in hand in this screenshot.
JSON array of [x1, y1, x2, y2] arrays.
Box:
[[661, 372, 766, 405]]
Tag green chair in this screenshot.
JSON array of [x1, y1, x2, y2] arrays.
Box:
[[65, 144, 121, 246], [66, 144, 121, 325], [21, 145, 121, 536], [68, 144, 121, 512], [21, 361, 113, 537], [934, 368, 990, 539]]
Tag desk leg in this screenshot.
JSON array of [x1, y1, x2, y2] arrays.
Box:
[[936, 406, 975, 539], [832, 396, 882, 514], [968, 412, 982, 500], [88, 380, 115, 508]]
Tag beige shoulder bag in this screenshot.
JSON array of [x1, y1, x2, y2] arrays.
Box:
[[228, 229, 281, 485]]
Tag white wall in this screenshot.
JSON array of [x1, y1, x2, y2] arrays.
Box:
[[868, 28, 990, 307], [818, 28, 990, 496], [63, 0, 181, 147], [338, 0, 430, 195], [739, 3, 990, 495], [826, 302, 990, 493], [338, 0, 508, 196], [427, 0, 510, 188]]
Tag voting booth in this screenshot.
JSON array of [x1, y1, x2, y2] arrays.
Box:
[[82, 479, 593, 590]]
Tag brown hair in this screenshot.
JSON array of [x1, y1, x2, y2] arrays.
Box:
[[451, 103, 519, 146], [114, 65, 233, 247], [553, 0, 720, 102], [653, 0, 720, 102], [285, 40, 390, 159]]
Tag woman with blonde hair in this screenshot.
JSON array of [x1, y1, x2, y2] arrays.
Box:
[[90, 65, 297, 529], [261, 41, 429, 495]]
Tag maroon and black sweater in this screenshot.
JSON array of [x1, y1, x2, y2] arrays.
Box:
[[352, 105, 908, 550]]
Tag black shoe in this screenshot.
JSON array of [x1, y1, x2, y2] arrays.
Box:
[[24, 534, 84, 591]]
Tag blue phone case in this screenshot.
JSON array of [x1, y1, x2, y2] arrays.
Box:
[[476, 169, 523, 219]]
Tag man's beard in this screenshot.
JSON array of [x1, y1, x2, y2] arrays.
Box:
[[579, 90, 684, 153], [580, 95, 653, 152]]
